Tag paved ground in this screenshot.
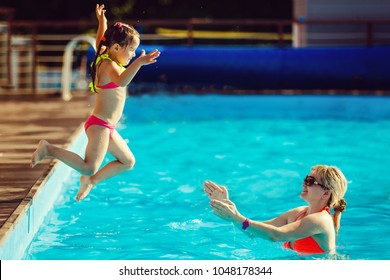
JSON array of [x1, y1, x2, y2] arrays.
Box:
[[0, 93, 94, 245]]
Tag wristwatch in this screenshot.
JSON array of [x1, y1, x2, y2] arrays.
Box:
[[242, 218, 250, 230]]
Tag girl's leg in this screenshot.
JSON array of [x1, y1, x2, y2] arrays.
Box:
[[76, 130, 135, 201], [31, 126, 110, 176]]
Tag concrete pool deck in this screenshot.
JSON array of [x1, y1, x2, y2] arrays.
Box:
[[0, 93, 93, 247]]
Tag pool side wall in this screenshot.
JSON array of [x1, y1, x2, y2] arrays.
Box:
[[0, 127, 87, 260], [131, 46, 390, 91]]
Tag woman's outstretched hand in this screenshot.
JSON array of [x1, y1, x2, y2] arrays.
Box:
[[210, 199, 240, 222], [203, 180, 229, 201]]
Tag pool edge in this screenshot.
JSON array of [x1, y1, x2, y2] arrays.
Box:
[[0, 123, 87, 259]]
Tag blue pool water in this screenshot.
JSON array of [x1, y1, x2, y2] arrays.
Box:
[[23, 94, 390, 260]]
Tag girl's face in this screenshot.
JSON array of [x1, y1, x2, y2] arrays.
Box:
[[116, 36, 140, 66]]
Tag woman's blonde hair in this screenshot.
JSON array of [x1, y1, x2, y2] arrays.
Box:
[[311, 164, 348, 238]]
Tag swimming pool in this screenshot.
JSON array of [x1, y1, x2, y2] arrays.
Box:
[[23, 94, 390, 260]]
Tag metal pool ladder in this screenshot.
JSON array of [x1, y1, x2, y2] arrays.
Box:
[[61, 35, 96, 101]]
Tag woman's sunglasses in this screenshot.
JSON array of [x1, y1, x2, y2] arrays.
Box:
[[304, 175, 328, 189]]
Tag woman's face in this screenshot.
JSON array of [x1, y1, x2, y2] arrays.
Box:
[[300, 171, 328, 202]]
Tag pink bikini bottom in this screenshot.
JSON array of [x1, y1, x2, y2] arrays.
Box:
[[84, 115, 116, 138]]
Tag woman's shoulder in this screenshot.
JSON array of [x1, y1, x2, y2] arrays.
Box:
[[289, 206, 307, 215], [305, 208, 334, 230], [284, 206, 307, 223]]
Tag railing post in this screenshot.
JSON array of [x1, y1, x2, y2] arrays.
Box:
[[367, 22, 373, 47], [0, 7, 14, 88], [278, 23, 285, 48], [6, 21, 13, 87], [31, 24, 38, 96], [187, 21, 193, 46]]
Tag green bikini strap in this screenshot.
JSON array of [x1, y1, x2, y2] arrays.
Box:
[[89, 53, 125, 93]]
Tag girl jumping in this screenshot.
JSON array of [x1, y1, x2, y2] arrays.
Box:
[[31, 4, 160, 201]]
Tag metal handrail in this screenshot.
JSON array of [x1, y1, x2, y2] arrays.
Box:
[[61, 35, 96, 101]]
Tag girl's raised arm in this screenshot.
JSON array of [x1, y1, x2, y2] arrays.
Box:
[[95, 4, 107, 50]]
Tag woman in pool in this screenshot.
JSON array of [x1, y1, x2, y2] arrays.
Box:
[[31, 4, 160, 201], [204, 164, 347, 254]]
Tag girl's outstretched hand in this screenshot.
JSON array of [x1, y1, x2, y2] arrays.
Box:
[[136, 49, 161, 66], [96, 4, 107, 25]]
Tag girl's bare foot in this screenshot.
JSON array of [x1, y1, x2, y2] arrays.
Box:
[[76, 176, 95, 201], [30, 140, 49, 168]]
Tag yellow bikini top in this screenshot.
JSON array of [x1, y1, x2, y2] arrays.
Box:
[[89, 54, 126, 93]]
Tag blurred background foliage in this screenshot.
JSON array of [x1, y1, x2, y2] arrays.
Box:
[[1, 0, 292, 21]]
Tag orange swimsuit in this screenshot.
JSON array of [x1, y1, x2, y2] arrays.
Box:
[[283, 207, 330, 254]]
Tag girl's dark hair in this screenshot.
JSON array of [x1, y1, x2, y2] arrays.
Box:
[[90, 22, 140, 93]]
